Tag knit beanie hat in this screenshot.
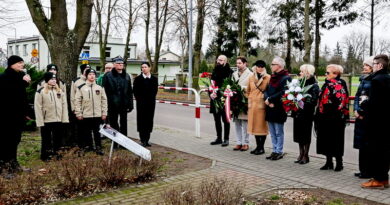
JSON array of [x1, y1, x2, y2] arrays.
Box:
[[85, 68, 97, 76], [44, 72, 56, 83], [7, 55, 24, 68], [80, 64, 91, 74], [363, 56, 374, 67], [46, 64, 58, 72]]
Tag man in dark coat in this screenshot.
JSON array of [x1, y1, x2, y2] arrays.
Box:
[[133, 62, 158, 147], [361, 54, 390, 189], [0, 55, 31, 174], [102, 56, 133, 143], [209, 55, 233, 147], [264, 56, 291, 161]]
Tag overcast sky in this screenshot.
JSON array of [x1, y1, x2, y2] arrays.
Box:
[[1, 0, 389, 58]]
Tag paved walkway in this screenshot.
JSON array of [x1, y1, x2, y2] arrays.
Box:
[[59, 121, 390, 205]]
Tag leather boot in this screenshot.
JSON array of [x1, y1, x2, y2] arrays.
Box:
[[320, 155, 333, 170], [250, 136, 261, 154], [299, 143, 310, 164], [254, 135, 266, 155], [334, 156, 343, 171], [295, 144, 304, 163]]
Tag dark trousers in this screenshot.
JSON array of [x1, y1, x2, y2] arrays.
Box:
[[0, 127, 22, 172], [80, 118, 102, 150], [108, 108, 128, 136], [40, 122, 62, 161], [69, 112, 81, 147], [213, 111, 230, 140], [368, 147, 390, 181], [358, 144, 371, 176], [140, 132, 151, 144]]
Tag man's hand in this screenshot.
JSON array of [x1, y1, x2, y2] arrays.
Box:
[[265, 99, 270, 106], [77, 116, 83, 120], [354, 111, 360, 118], [269, 103, 274, 108], [23, 74, 31, 83], [102, 115, 107, 121]]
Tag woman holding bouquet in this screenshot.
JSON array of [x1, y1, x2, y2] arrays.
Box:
[[292, 64, 319, 164], [315, 64, 349, 172], [247, 60, 270, 155]]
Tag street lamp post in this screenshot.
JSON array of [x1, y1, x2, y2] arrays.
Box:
[[188, 0, 193, 99]]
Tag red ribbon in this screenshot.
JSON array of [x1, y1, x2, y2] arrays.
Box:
[[223, 87, 234, 123], [209, 80, 219, 99]]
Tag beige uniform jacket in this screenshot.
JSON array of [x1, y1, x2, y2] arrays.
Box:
[[37, 80, 67, 95], [34, 85, 69, 127], [75, 81, 108, 118], [70, 76, 86, 112]]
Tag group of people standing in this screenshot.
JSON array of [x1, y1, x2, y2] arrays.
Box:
[[209, 54, 389, 189], [0, 55, 158, 175]]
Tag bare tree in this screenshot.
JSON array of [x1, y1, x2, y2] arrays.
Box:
[[303, 0, 312, 63]]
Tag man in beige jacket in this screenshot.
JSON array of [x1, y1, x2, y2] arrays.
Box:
[[75, 68, 108, 155], [34, 72, 69, 161], [232, 56, 252, 151]]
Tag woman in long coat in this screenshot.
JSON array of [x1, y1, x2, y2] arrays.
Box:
[[133, 62, 158, 147], [353, 57, 374, 178], [292, 64, 319, 164], [315, 64, 349, 172], [247, 60, 270, 155]]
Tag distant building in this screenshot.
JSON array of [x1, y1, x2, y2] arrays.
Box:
[[0, 48, 7, 68]]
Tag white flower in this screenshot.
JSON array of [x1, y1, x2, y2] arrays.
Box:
[[296, 93, 303, 101], [287, 94, 295, 100], [289, 86, 295, 92], [285, 90, 289, 94], [291, 79, 299, 85], [294, 87, 302, 92], [226, 85, 231, 89]]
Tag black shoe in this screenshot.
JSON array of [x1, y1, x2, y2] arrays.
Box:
[[271, 153, 283, 160], [299, 158, 309, 164], [320, 163, 334, 170], [145, 143, 152, 147], [354, 172, 361, 177], [221, 140, 229, 147], [266, 152, 276, 160], [210, 139, 222, 145], [334, 164, 343, 172], [294, 159, 302, 163], [250, 149, 257, 154], [142, 142, 147, 147], [253, 149, 265, 155]]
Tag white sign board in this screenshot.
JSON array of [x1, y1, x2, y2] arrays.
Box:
[[99, 125, 151, 161]]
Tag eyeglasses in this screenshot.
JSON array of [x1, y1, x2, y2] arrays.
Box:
[[271, 64, 278, 66], [325, 72, 332, 75]]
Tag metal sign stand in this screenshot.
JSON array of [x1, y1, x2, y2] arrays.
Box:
[[108, 141, 115, 165]]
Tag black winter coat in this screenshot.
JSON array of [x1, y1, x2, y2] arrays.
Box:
[[133, 74, 158, 133], [264, 70, 291, 123], [209, 64, 233, 114], [102, 69, 133, 111], [0, 68, 29, 129], [353, 75, 372, 149], [292, 77, 320, 144]]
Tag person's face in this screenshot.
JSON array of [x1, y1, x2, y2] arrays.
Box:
[[11, 61, 24, 72], [255, 66, 264, 74], [114, 63, 124, 72], [271, 60, 282, 73], [236, 59, 246, 70], [362, 64, 373, 74], [216, 56, 226, 66], [141, 64, 151, 75], [104, 66, 112, 73], [49, 69, 57, 75], [326, 68, 338, 80], [373, 60, 383, 72], [299, 69, 309, 78], [48, 78, 57, 86], [87, 72, 96, 82]]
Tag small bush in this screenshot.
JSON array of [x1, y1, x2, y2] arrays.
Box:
[[97, 154, 134, 187], [162, 177, 244, 205]]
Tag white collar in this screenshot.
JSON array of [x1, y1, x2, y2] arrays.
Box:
[[142, 73, 151, 79]]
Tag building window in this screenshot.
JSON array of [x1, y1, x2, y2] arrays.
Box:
[[105, 47, 111, 58], [9, 46, 13, 55], [15, 45, 19, 56], [23, 44, 28, 56], [32, 43, 37, 50]]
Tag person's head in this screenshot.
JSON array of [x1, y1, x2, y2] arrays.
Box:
[[325, 64, 341, 80], [216, 55, 227, 66], [7, 55, 24, 72], [299, 64, 315, 78], [362, 56, 374, 74], [113, 56, 125, 72], [373, 54, 389, 72], [141, 62, 151, 75], [80, 64, 91, 76], [253, 60, 266, 74], [236, 56, 247, 71], [46, 64, 58, 74], [104, 63, 114, 73], [271, 57, 285, 73], [85, 69, 97, 82], [44, 72, 57, 86]]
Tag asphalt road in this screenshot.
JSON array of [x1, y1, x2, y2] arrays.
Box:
[[128, 103, 358, 164]]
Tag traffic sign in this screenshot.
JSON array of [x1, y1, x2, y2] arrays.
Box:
[[80, 52, 90, 60], [31, 49, 39, 57]]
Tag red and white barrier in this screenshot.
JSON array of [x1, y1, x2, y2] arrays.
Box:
[[156, 100, 210, 108]]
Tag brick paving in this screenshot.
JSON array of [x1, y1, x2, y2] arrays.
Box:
[[58, 121, 390, 205]]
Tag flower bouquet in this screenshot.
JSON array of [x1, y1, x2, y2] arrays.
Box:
[[220, 78, 248, 121], [282, 78, 313, 112]]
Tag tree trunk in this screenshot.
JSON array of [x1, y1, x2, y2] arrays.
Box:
[[193, 0, 206, 90], [145, 0, 153, 71], [303, 0, 311, 63], [26, 0, 93, 145], [286, 10, 292, 72], [370, 0, 374, 56], [123, 0, 135, 68], [314, 0, 320, 69]]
